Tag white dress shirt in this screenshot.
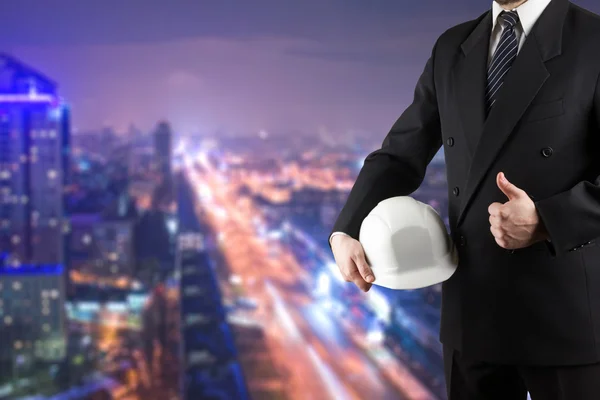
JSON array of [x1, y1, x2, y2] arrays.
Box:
[[488, 0, 552, 66], [329, 0, 553, 247]]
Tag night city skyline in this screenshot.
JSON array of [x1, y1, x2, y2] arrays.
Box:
[[2, 0, 597, 136], [3, 1, 600, 399]]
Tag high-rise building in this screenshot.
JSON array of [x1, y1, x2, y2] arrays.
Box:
[[0, 265, 67, 379], [0, 53, 70, 266], [69, 213, 136, 283], [154, 121, 172, 186], [0, 54, 69, 391]]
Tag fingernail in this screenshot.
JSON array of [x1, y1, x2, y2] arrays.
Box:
[[365, 275, 374, 283]]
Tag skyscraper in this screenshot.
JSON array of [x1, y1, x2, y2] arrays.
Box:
[[0, 53, 70, 266], [0, 265, 67, 383], [0, 54, 70, 392], [154, 121, 172, 187]]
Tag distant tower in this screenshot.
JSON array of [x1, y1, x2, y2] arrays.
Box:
[[154, 121, 172, 187], [0, 53, 69, 384]]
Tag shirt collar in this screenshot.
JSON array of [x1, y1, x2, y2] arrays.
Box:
[[492, 0, 553, 37]]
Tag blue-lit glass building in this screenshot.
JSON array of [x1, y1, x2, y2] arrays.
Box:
[[0, 53, 70, 265], [0, 54, 70, 395]]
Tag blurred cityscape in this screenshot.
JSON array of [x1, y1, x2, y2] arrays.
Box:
[[0, 53, 449, 400]]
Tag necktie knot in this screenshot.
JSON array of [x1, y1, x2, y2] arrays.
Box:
[[499, 10, 519, 29]]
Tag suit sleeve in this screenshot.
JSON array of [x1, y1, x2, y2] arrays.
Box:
[[534, 71, 600, 257], [328, 37, 443, 249]]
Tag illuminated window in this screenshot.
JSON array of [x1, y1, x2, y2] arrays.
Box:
[[42, 308, 50, 315], [50, 289, 59, 299], [4, 316, 12, 325], [42, 324, 50, 332], [12, 281, 22, 290], [21, 195, 28, 204], [47, 169, 57, 180], [19, 155, 26, 163], [49, 218, 57, 227], [14, 341, 22, 350], [41, 290, 49, 298], [82, 234, 92, 245], [49, 130, 57, 139], [11, 235, 20, 245]]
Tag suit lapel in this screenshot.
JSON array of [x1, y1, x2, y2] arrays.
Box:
[[452, 11, 492, 159], [455, 0, 569, 227]]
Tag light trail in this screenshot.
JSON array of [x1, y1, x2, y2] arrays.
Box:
[[265, 280, 353, 400]]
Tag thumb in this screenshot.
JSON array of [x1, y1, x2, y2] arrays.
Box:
[[353, 248, 375, 283], [497, 172, 526, 200]]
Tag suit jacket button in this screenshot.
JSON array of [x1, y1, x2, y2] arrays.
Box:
[[459, 235, 466, 247], [541, 147, 553, 157], [453, 186, 460, 196], [446, 137, 454, 147], [507, 249, 515, 254]]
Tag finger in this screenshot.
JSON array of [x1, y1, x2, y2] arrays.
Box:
[[341, 270, 352, 282], [490, 225, 504, 239], [494, 234, 516, 249], [501, 239, 517, 250], [352, 251, 375, 283], [497, 172, 527, 201], [489, 214, 501, 226], [495, 236, 508, 248], [333, 257, 350, 282], [356, 283, 372, 292], [498, 207, 510, 219], [352, 275, 372, 292], [488, 202, 503, 217], [347, 268, 369, 290], [338, 259, 355, 282]]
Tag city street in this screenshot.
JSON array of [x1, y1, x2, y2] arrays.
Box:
[[183, 153, 437, 400]]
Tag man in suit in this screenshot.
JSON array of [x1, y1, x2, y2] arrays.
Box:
[[329, 0, 600, 398]]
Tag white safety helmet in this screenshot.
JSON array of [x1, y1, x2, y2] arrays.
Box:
[[359, 196, 458, 290]]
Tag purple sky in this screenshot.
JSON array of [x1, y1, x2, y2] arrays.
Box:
[[1, 0, 598, 136]]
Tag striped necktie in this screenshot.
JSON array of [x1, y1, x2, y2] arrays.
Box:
[[485, 10, 520, 115]]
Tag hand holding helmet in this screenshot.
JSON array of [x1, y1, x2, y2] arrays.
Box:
[[332, 196, 458, 292], [330, 234, 375, 292]]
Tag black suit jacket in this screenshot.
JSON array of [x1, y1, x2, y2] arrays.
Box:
[[330, 0, 600, 365]]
